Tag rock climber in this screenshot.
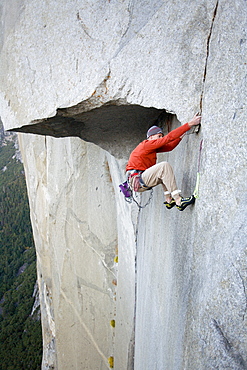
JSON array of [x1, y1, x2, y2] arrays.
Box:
[[126, 113, 201, 211]]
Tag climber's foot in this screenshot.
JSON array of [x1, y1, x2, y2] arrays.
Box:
[[176, 195, 195, 211], [164, 199, 176, 209]]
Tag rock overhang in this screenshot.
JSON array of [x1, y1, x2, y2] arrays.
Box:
[[9, 101, 176, 159]]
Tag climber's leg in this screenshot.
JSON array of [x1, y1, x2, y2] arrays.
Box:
[[142, 162, 180, 209], [141, 162, 195, 211], [141, 161, 181, 202]]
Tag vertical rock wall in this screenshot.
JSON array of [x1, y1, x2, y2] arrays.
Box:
[[18, 134, 136, 369], [1, 0, 246, 369]]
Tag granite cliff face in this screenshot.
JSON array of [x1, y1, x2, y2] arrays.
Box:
[[0, 0, 246, 369]]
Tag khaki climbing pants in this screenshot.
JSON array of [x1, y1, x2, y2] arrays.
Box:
[[141, 162, 181, 197]]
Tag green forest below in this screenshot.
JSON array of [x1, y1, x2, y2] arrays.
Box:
[[0, 132, 42, 369]]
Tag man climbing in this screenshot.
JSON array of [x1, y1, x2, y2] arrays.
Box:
[[126, 113, 201, 211]]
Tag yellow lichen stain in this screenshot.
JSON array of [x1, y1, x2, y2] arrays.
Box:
[[108, 356, 114, 368], [114, 256, 118, 263], [220, 279, 230, 289], [110, 320, 115, 328]]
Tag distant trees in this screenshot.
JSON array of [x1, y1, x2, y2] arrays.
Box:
[[0, 136, 42, 369]]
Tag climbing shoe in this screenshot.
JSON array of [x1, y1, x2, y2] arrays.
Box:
[[176, 195, 195, 211], [164, 199, 176, 209]]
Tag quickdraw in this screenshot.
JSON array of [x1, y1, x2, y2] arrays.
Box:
[[193, 139, 203, 199]]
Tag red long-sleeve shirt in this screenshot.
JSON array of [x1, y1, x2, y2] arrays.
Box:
[[126, 123, 191, 171]]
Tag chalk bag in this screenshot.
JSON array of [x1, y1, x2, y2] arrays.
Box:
[[119, 181, 132, 198]]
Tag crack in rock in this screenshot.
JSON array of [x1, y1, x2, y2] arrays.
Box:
[[199, 0, 219, 112], [212, 318, 247, 369], [60, 288, 109, 368], [232, 263, 247, 321], [76, 10, 105, 46], [114, 0, 164, 58]]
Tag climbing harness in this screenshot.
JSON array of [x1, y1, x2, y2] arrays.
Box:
[[119, 171, 153, 209], [119, 179, 153, 209], [193, 139, 203, 199]]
